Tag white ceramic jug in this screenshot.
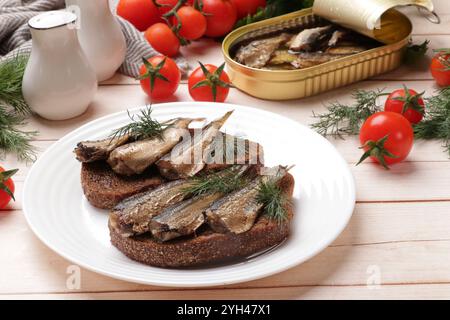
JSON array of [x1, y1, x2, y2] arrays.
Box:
[[66, 0, 127, 81], [22, 11, 98, 121]]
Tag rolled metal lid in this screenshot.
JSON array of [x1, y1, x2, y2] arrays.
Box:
[[312, 0, 438, 44]]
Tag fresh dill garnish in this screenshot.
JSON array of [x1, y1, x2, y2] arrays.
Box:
[[0, 55, 31, 116], [185, 165, 291, 222], [0, 111, 37, 163], [311, 85, 450, 159], [257, 180, 290, 223], [311, 88, 386, 138], [414, 86, 450, 157], [183, 167, 248, 197], [0, 55, 37, 162], [110, 106, 168, 140]]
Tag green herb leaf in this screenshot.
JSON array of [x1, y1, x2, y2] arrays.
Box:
[[110, 106, 169, 141], [414, 86, 450, 157], [311, 89, 386, 138], [0, 55, 38, 162], [0, 111, 37, 163], [183, 166, 248, 197], [0, 55, 31, 116], [257, 180, 290, 223]]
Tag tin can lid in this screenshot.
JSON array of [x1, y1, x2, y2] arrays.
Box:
[[313, 0, 437, 43]]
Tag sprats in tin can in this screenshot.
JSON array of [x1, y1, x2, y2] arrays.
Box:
[[222, 0, 436, 100]]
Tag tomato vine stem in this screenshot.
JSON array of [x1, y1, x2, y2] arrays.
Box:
[[390, 84, 425, 115], [192, 62, 231, 102], [357, 135, 398, 170], [153, 0, 190, 46], [137, 57, 169, 91]]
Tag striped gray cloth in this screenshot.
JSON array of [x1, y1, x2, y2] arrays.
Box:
[[0, 0, 188, 77]]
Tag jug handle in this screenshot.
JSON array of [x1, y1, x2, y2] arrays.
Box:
[[415, 6, 441, 24]]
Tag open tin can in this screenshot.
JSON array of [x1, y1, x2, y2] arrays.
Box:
[[223, 0, 436, 100]]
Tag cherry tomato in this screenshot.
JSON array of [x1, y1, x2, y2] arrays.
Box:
[[431, 51, 450, 87], [231, 0, 266, 19], [145, 23, 180, 57], [117, 0, 161, 32], [202, 0, 237, 38], [156, 0, 178, 15], [174, 6, 207, 40], [358, 112, 414, 169], [139, 56, 181, 100], [384, 86, 425, 124], [188, 63, 231, 102], [0, 167, 17, 209]]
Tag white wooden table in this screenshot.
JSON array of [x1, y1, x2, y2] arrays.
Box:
[[1, 2, 450, 300]]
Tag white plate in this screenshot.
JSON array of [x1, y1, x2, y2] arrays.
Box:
[[23, 102, 355, 288]]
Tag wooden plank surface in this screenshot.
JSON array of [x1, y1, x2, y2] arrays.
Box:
[[4, 283, 450, 300], [23, 79, 444, 140], [1, 0, 450, 300], [2, 202, 450, 295]]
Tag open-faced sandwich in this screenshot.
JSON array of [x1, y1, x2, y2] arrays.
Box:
[[74, 108, 295, 268]]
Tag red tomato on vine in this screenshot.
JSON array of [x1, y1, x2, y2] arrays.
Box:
[[384, 85, 425, 124], [117, 0, 161, 32], [0, 167, 18, 209], [202, 0, 237, 38], [358, 112, 414, 169], [145, 23, 180, 57], [188, 63, 231, 102], [174, 6, 207, 40], [139, 56, 181, 100], [431, 49, 450, 87]]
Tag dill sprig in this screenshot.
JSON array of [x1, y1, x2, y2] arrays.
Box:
[[257, 180, 290, 223], [110, 106, 168, 140], [414, 86, 450, 156], [185, 165, 291, 222], [183, 167, 248, 197], [0, 55, 37, 162], [0, 111, 37, 163], [311, 89, 386, 138], [0, 55, 31, 116]]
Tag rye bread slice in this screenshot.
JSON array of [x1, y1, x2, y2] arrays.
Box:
[[81, 162, 164, 209], [109, 173, 295, 268]]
